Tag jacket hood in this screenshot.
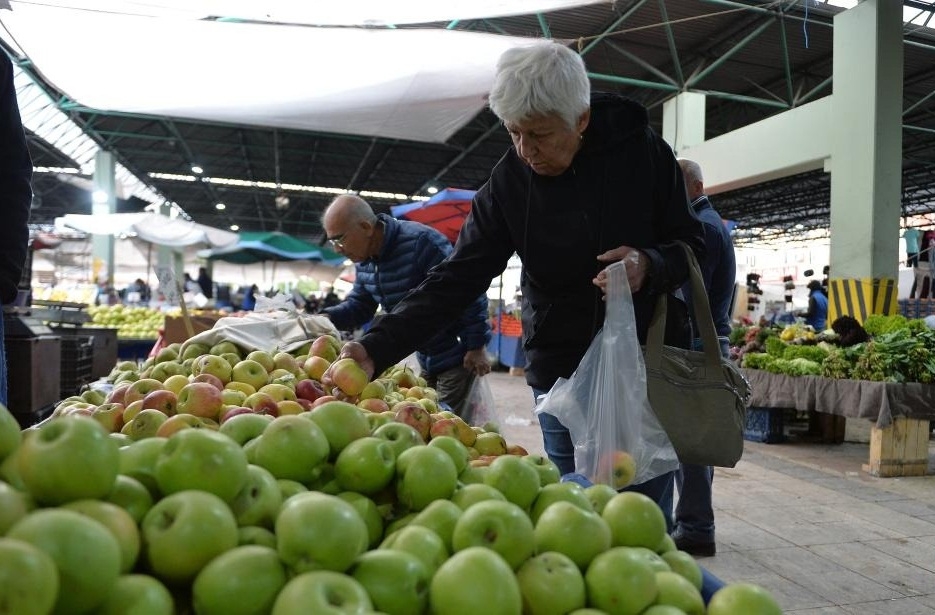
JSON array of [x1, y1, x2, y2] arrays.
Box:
[[580, 92, 649, 154]]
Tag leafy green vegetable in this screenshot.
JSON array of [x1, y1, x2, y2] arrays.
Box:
[[783, 344, 829, 363]]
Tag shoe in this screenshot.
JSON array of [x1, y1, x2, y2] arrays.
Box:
[[671, 529, 716, 557]]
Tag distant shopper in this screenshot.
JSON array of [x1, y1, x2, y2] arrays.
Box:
[[804, 279, 828, 331], [196, 266, 213, 299], [0, 51, 33, 406], [671, 159, 737, 558]]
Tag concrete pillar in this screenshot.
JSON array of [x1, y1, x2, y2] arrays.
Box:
[[662, 92, 706, 153], [827, 0, 903, 323], [92, 151, 116, 285]]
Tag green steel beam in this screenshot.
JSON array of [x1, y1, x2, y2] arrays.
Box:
[[579, 0, 650, 57], [419, 120, 504, 194], [904, 124, 935, 136], [686, 18, 774, 88], [904, 87, 935, 116], [657, 0, 684, 86], [777, 13, 795, 106], [587, 72, 680, 92], [604, 40, 678, 86], [536, 13, 551, 39], [445, 20, 460, 30], [797, 76, 833, 105], [699, 89, 789, 109]]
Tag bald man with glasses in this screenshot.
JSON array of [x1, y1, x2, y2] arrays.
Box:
[[320, 194, 492, 418]]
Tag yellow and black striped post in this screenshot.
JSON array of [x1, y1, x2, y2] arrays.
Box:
[[827, 278, 898, 324]]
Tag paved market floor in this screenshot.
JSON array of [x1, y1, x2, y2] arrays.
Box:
[[487, 370, 935, 615]]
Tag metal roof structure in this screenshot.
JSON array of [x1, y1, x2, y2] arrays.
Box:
[[9, 0, 935, 246]]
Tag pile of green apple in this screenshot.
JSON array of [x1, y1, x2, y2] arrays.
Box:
[[87, 304, 164, 340], [0, 333, 784, 614]]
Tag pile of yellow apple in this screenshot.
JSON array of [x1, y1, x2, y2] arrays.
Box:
[[87, 304, 164, 339], [0, 333, 784, 615]]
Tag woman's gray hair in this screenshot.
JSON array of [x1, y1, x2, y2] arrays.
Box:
[[488, 41, 591, 129]]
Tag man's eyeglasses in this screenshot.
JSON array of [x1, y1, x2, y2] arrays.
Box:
[[327, 233, 347, 250]]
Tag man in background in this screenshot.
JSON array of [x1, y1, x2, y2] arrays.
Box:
[[673, 159, 737, 557], [0, 51, 33, 406], [320, 194, 491, 417]]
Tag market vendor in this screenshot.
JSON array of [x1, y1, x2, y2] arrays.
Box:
[[802, 280, 828, 331], [326, 40, 704, 519]]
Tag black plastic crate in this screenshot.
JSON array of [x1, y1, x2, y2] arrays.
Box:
[[898, 299, 935, 319], [743, 407, 785, 444], [60, 335, 94, 398]]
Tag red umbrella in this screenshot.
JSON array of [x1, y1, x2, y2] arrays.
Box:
[[390, 188, 477, 243]]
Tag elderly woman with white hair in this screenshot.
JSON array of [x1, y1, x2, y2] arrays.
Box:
[[331, 40, 705, 520]]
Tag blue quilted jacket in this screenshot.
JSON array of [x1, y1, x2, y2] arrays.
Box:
[[324, 214, 490, 376]]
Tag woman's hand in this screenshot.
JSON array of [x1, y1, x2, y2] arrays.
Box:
[[594, 246, 648, 296]]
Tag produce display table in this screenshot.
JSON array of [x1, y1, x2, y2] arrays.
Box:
[[741, 369, 935, 476]]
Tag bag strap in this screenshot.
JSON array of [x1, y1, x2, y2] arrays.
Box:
[[645, 241, 722, 370]]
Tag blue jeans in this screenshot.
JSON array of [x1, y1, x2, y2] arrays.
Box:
[[534, 389, 674, 532], [673, 337, 729, 540]]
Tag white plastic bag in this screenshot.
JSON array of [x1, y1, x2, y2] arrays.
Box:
[[462, 376, 499, 428], [535, 261, 679, 487]]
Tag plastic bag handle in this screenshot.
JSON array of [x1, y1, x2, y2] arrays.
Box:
[[645, 241, 722, 370]]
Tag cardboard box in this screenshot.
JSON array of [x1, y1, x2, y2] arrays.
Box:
[[163, 312, 223, 344]]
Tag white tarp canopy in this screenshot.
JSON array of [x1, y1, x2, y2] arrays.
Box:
[[57, 213, 240, 249], [0, 0, 604, 143]]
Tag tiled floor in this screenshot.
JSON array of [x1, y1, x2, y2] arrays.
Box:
[[486, 370, 935, 615]]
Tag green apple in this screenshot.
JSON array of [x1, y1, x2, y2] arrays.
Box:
[[141, 490, 239, 584], [149, 360, 185, 383], [585, 546, 658, 615], [219, 412, 272, 446], [484, 453, 541, 510], [379, 524, 448, 578], [336, 491, 385, 549], [451, 499, 534, 570], [706, 582, 783, 615], [473, 431, 507, 456], [429, 546, 522, 615], [8, 508, 121, 615], [109, 431, 133, 447], [231, 359, 270, 391], [662, 549, 703, 589], [653, 570, 705, 615], [427, 435, 470, 474], [516, 551, 587, 615], [229, 464, 283, 529], [656, 533, 677, 554], [81, 387, 107, 405], [180, 342, 211, 361], [192, 545, 287, 615], [627, 545, 671, 573], [602, 491, 667, 550], [95, 574, 174, 615], [529, 481, 593, 523], [124, 378, 165, 405], [396, 445, 458, 512], [62, 499, 141, 573], [350, 549, 430, 615], [521, 454, 562, 486], [0, 536, 59, 615], [457, 464, 489, 485], [106, 474, 154, 524], [123, 408, 169, 440], [220, 352, 243, 369], [260, 382, 297, 402], [221, 388, 248, 407], [334, 436, 396, 495], [409, 498, 463, 554], [225, 380, 258, 397], [450, 482, 507, 510], [154, 428, 248, 502], [253, 415, 330, 483], [0, 404, 23, 461], [118, 436, 169, 497], [278, 478, 309, 502], [0, 480, 33, 534], [305, 461, 340, 494], [238, 526, 277, 549], [372, 421, 424, 457], [17, 415, 119, 505], [92, 402, 127, 433], [584, 483, 618, 515], [276, 491, 369, 573], [271, 570, 372, 615], [307, 401, 371, 457], [211, 340, 243, 357], [384, 512, 416, 538], [246, 350, 276, 373], [534, 501, 611, 569]]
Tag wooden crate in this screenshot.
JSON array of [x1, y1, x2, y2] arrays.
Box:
[[863, 417, 930, 477]]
